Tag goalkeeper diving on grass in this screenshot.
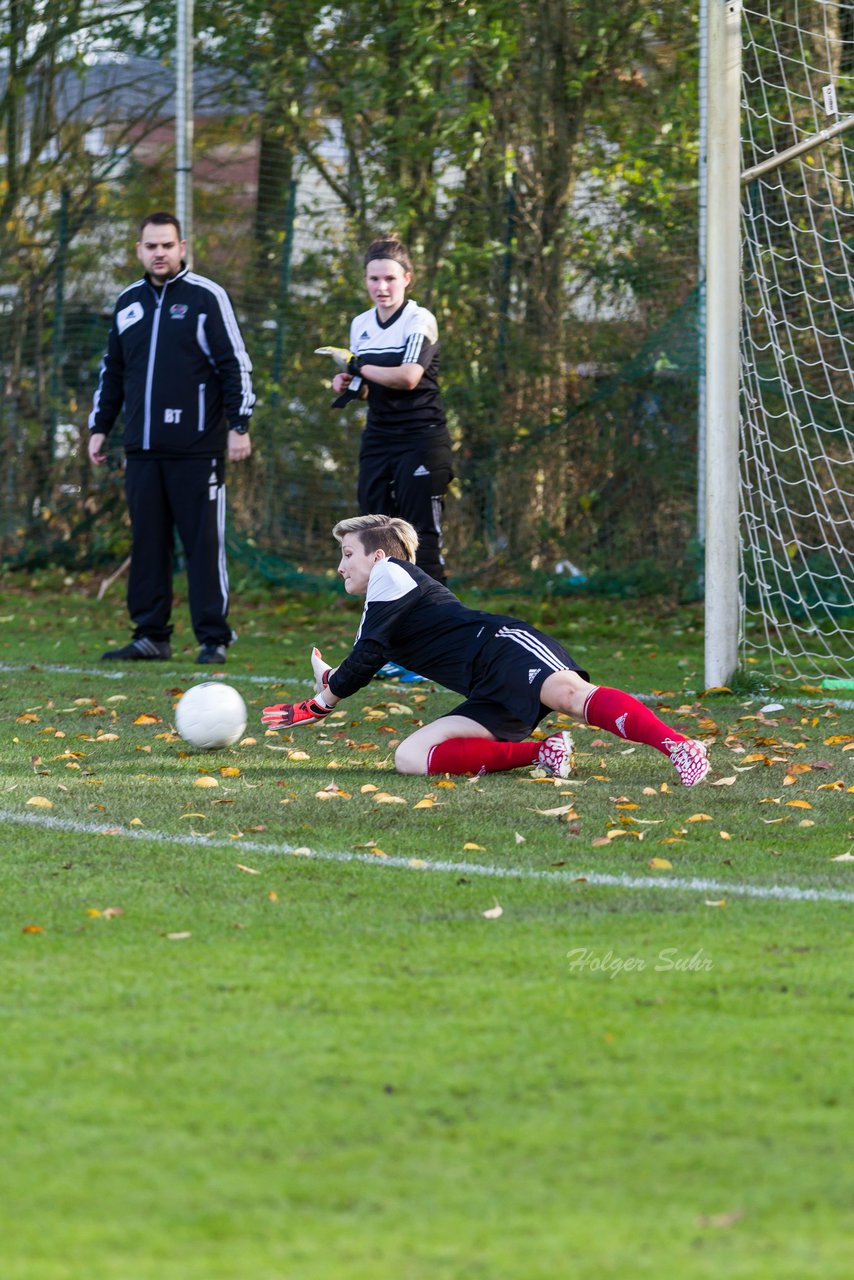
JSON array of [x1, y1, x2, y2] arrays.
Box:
[[261, 515, 711, 786]]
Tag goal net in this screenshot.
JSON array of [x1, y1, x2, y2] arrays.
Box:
[[739, 1, 854, 681]]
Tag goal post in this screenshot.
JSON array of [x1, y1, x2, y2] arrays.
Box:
[[704, 0, 854, 688], [704, 0, 743, 690]]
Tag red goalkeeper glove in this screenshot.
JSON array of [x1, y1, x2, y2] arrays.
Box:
[[261, 696, 332, 729]]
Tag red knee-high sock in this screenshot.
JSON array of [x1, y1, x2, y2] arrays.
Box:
[[427, 738, 540, 776], [583, 686, 687, 759]]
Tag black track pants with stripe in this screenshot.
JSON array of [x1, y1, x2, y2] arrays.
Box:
[[124, 455, 230, 646], [358, 431, 453, 583]]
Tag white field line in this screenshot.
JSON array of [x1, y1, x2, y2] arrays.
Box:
[[0, 662, 311, 686], [3, 662, 853, 709], [2, 808, 853, 906]]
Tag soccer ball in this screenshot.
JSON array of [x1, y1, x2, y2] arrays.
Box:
[[175, 682, 247, 750]]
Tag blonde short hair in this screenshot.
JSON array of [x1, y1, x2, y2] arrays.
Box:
[[332, 514, 419, 562]]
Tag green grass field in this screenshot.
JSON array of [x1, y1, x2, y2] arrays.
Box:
[[1, 571, 852, 1279]]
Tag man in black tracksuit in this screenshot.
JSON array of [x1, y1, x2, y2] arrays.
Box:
[[88, 212, 255, 664]]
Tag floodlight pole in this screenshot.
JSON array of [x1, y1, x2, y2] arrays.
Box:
[[176, 0, 194, 266], [704, 0, 742, 688]]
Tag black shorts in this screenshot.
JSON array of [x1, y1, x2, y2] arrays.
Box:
[[443, 625, 590, 741]]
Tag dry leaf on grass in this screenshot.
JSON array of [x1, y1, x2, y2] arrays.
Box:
[[481, 901, 503, 919], [194, 777, 218, 788], [26, 796, 53, 808], [648, 857, 673, 869]]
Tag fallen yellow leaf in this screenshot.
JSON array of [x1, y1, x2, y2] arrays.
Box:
[[236, 864, 260, 875], [26, 796, 53, 809], [373, 792, 407, 804], [711, 776, 737, 786], [194, 777, 219, 788], [219, 766, 241, 777], [785, 799, 812, 809], [463, 842, 485, 851], [413, 796, 437, 809], [133, 714, 160, 725], [687, 813, 713, 822], [648, 857, 673, 869]]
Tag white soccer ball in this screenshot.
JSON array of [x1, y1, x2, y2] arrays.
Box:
[[175, 682, 247, 750]]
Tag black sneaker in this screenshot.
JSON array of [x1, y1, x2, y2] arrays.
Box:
[[102, 638, 171, 661], [197, 643, 227, 664]]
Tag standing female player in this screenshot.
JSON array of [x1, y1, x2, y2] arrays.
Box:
[[323, 236, 453, 585], [261, 515, 712, 787]]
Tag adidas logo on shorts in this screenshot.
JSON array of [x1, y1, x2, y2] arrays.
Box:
[[528, 667, 541, 683]]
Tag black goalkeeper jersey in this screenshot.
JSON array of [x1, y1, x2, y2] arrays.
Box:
[[328, 559, 531, 699]]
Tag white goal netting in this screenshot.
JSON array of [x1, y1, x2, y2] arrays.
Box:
[[739, 1, 854, 681]]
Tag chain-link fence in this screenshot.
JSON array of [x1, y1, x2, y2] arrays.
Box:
[[1, 5, 703, 595]]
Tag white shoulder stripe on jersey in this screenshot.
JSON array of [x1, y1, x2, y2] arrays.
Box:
[[403, 332, 425, 364], [366, 559, 418, 604]]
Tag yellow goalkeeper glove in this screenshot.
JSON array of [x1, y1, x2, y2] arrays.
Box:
[[314, 346, 360, 374]]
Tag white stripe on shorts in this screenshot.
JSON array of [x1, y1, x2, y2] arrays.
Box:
[[495, 626, 567, 672]]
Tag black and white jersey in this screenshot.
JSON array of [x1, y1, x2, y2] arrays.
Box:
[[349, 300, 446, 437], [328, 559, 573, 700]]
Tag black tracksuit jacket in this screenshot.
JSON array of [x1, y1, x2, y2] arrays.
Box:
[[88, 266, 254, 456]]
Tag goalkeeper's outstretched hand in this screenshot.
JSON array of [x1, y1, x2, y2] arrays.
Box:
[[310, 646, 332, 695], [261, 697, 332, 729], [315, 346, 360, 375]]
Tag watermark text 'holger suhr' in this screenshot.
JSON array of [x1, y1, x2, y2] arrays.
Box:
[[566, 947, 713, 979]]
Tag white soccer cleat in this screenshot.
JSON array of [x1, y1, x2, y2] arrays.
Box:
[[668, 738, 710, 787], [537, 731, 574, 780]]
